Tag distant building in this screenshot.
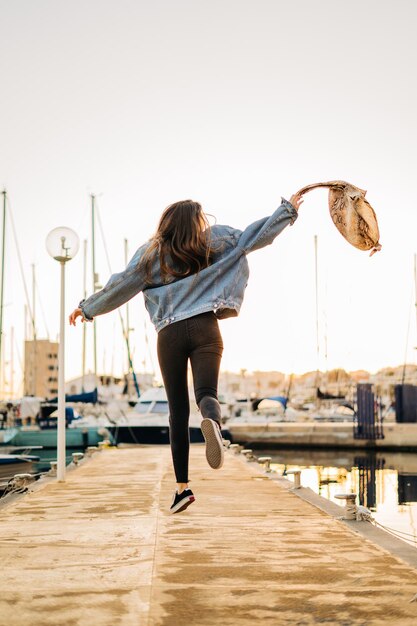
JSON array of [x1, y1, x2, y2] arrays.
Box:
[[218, 370, 287, 399], [24, 339, 59, 398], [65, 371, 155, 397]]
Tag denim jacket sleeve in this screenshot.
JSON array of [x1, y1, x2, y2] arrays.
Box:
[[237, 198, 298, 254], [79, 243, 148, 320]]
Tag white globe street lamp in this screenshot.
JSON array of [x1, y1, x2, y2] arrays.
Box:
[[46, 227, 79, 481]]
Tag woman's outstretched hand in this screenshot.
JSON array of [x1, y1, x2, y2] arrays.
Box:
[[289, 192, 304, 211], [69, 308, 84, 326]]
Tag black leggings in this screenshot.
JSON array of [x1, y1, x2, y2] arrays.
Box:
[[157, 312, 223, 483]]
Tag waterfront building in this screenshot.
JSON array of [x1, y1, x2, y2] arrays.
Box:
[[24, 339, 59, 398], [218, 370, 287, 400], [65, 371, 154, 397]]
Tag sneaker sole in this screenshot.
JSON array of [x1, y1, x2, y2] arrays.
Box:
[[201, 418, 224, 469], [170, 495, 195, 514]]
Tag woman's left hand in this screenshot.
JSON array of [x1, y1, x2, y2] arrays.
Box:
[[69, 308, 84, 326], [289, 192, 304, 211]]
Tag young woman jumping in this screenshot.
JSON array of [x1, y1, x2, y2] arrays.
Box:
[[69, 192, 303, 513]]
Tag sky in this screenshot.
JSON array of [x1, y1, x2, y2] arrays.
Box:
[[0, 0, 416, 394]]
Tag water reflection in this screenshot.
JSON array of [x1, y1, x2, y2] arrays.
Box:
[[257, 448, 417, 548]]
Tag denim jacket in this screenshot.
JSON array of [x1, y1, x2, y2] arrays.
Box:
[[79, 198, 298, 332]]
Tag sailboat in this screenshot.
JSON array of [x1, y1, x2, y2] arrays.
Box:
[[103, 386, 213, 445]]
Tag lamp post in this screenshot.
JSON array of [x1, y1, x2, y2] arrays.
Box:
[[46, 227, 79, 481]]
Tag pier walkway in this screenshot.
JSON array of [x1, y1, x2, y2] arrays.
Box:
[[1, 445, 417, 625]]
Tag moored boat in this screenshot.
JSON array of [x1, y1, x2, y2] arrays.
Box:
[[105, 387, 231, 444], [0, 453, 39, 482], [2, 425, 112, 448]]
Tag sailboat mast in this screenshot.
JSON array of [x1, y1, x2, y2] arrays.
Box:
[[414, 254, 417, 349], [82, 239, 87, 392], [32, 264, 36, 337], [10, 326, 14, 399], [123, 238, 140, 397], [124, 238, 130, 371], [23, 304, 27, 394], [414, 253, 417, 379], [91, 194, 98, 381], [314, 235, 320, 389], [32, 263, 37, 395], [0, 190, 6, 395]]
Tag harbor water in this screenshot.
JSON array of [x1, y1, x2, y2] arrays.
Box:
[[257, 447, 417, 548]]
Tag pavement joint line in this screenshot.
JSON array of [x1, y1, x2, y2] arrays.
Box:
[[147, 453, 166, 626], [233, 450, 417, 571]]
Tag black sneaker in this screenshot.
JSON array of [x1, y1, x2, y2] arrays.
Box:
[[201, 418, 224, 469], [169, 489, 195, 514]]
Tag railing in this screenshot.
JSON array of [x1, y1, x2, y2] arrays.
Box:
[[354, 384, 384, 440]]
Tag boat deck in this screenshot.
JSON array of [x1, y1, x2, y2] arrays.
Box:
[[1, 445, 417, 625]]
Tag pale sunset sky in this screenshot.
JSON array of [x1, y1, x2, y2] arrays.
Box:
[[0, 0, 416, 392]]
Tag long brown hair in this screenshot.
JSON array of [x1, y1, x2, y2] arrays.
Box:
[[142, 200, 213, 283]]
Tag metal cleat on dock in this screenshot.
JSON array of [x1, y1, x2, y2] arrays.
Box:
[[228, 444, 242, 454], [72, 452, 84, 465], [11, 474, 35, 490], [335, 493, 358, 520], [241, 449, 256, 461], [257, 456, 272, 472], [222, 439, 231, 448], [286, 469, 302, 489], [86, 446, 99, 457]]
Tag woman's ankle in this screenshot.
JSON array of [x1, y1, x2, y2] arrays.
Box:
[[177, 482, 189, 494], [199, 395, 221, 422]]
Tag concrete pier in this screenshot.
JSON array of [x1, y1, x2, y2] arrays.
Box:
[[227, 421, 417, 450], [1, 445, 417, 625]]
